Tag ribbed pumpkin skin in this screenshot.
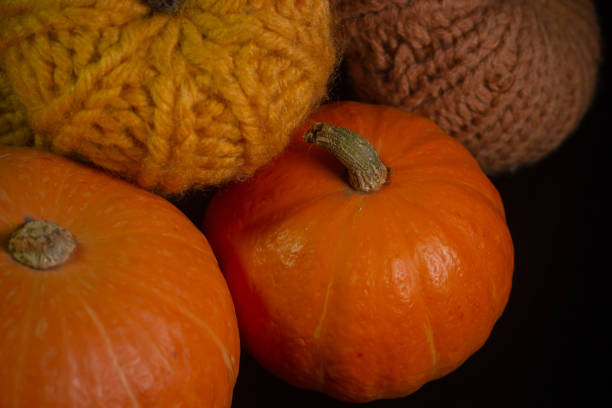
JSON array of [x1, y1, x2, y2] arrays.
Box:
[[204, 101, 514, 402], [0, 147, 240, 408]]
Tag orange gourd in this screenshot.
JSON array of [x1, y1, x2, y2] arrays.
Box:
[[204, 101, 514, 402], [0, 147, 240, 407]]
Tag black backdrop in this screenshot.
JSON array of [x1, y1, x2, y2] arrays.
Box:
[[174, 2, 610, 406]]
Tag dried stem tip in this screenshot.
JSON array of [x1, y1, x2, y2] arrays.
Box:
[[8, 218, 76, 270], [304, 122, 389, 193]]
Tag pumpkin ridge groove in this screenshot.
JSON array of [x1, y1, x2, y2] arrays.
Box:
[[389, 187, 502, 371], [317, 195, 368, 388], [59, 312, 79, 407], [11, 278, 38, 408], [127, 315, 174, 374], [313, 280, 333, 341], [395, 179, 506, 305], [123, 278, 236, 382], [309, 196, 365, 387], [152, 287, 236, 380], [80, 283, 176, 378], [308, 200, 344, 386], [81, 298, 140, 408], [0, 186, 13, 207], [386, 192, 440, 381], [422, 310, 439, 381], [391, 173, 505, 220]]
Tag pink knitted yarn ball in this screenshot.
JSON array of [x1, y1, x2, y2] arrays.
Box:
[[333, 0, 601, 173]]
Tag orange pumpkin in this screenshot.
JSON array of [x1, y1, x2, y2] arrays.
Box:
[[204, 101, 514, 402], [0, 147, 240, 407]]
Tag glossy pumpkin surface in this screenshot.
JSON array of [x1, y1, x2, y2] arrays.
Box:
[[0, 147, 240, 407], [204, 101, 514, 402]]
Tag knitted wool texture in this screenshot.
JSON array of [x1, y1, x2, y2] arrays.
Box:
[[0, 0, 337, 194], [332, 0, 601, 173]]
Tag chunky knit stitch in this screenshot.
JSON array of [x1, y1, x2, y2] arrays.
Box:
[[332, 0, 601, 173], [0, 0, 337, 194]]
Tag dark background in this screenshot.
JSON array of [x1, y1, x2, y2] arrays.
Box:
[[176, 2, 610, 406]]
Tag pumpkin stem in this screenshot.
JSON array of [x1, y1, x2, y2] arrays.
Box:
[[141, 0, 184, 14], [304, 123, 389, 193], [8, 218, 76, 270]]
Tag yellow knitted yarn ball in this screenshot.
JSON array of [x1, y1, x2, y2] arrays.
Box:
[[0, 0, 337, 194]]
